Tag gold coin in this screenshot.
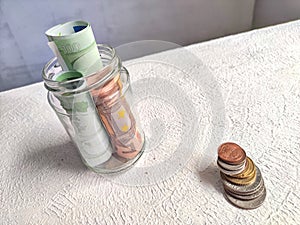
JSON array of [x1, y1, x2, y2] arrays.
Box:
[[231, 157, 255, 179], [221, 169, 257, 186]]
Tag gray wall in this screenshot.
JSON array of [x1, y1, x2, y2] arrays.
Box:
[[0, 0, 255, 91], [1, 0, 299, 91], [253, 0, 300, 28]]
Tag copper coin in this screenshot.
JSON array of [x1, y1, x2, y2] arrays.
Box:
[[218, 142, 246, 165]]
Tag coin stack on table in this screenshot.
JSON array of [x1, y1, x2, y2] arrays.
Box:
[[217, 142, 266, 209]]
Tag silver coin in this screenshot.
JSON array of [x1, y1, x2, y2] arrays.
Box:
[[218, 161, 246, 176], [224, 178, 265, 197], [218, 158, 246, 171], [221, 166, 263, 195], [224, 187, 266, 209], [224, 181, 265, 200]]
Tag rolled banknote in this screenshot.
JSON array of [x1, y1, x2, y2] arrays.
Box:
[[53, 71, 112, 166], [92, 73, 144, 159], [45, 21, 112, 167], [46, 20, 103, 76]]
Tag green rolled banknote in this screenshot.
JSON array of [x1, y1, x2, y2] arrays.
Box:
[[53, 71, 112, 167], [46, 21, 112, 167], [46, 20, 103, 76]]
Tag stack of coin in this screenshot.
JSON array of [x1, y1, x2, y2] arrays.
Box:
[[217, 142, 266, 209]]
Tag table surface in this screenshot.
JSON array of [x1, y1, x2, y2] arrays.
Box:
[[1, 20, 300, 225]]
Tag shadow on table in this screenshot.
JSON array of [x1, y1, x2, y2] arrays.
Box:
[[25, 141, 87, 173], [197, 163, 223, 194]]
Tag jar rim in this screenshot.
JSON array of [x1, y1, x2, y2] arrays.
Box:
[[47, 66, 130, 115], [42, 44, 118, 93]]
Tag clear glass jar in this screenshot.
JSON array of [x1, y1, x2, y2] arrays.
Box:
[[42, 44, 145, 173]]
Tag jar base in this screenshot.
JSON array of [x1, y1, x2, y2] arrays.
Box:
[[83, 132, 145, 174]]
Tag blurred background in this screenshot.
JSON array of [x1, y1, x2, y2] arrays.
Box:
[[0, 0, 299, 91]]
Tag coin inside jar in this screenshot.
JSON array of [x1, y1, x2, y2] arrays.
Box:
[[218, 142, 246, 165]]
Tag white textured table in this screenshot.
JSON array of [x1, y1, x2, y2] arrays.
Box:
[[1, 21, 300, 224]]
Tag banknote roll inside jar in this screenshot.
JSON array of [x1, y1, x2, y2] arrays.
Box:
[[42, 44, 145, 173], [90, 45, 145, 160]]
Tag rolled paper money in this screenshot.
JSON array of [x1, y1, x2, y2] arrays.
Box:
[[46, 20, 103, 76], [92, 74, 144, 159], [54, 71, 112, 167], [45, 20, 113, 167]]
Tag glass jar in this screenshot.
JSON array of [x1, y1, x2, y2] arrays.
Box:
[[42, 44, 145, 173]]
